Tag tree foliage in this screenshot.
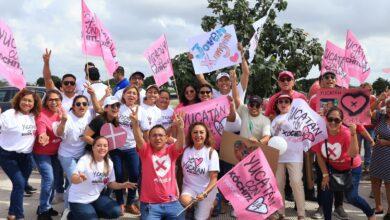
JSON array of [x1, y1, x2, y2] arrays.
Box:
[[372, 77, 390, 95], [36, 76, 61, 89]]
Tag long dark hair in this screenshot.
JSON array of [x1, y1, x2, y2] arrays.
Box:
[[89, 136, 110, 176], [186, 122, 215, 148], [180, 84, 200, 106]]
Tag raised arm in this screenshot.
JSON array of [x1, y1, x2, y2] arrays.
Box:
[[230, 69, 241, 108], [173, 112, 185, 150], [82, 126, 95, 145], [86, 85, 103, 114], [42, 49, 56, 90], [55, 109, 68, 137], [238, 43, 250, 91], [129, 106, 145, 150], [347, 124, 359, 158], [187, 52, 210, 86]]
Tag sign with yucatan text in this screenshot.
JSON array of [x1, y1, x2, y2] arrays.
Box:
[[321, 40, 350, 88], [188, 25, 242, 74]]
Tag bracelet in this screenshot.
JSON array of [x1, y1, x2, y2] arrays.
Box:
[[322, 173, 329, 177]]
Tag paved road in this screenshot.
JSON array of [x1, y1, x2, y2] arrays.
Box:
[[0, 169, 387, 219]]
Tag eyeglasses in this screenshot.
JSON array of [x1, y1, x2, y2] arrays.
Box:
[[110, 103, 121, 109], [63, 81, 76, 86], [327, 117, 342, 124], [48, 98, 61, 102], [200, 90, 212, 95], [248, 102, 261, 108], [277, 99, 291, 105], [75, 102, 88, 107], [279, 77, 292, 83], [324, 74, 336, 80], [185, 90, 195, 95]]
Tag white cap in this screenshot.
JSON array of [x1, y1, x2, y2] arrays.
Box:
[[216, 72, 230, 81], [103, 96, 120, 108]]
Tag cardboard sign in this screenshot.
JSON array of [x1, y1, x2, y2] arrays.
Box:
[[0, 20, 26, 90], [100, 123, 127, 151], [217, 148, 283, 220], [321, 40, 350, 88], [175, 96, 229, 149], [219, 131, 279, 174], [143, 34, 174, 87], [345, 30, 370, 83], [188, 25, 241, 74], [316, 88, 371, 125]]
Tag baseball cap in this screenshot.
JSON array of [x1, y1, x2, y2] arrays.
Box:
[[130, 71, 145, 79], [320, 71, 336, 81], [146, 84, 159, 92], [216, 72, 230, 81], [278, 71, 294, 80], [115, 66, 124, 74], [275, 94, 292, 102], [248, 95, 262, 105], [103, 96, 120, 108]]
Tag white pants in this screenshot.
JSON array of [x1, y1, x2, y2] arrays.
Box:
[[275, 162, 305, 217], [181, 186, 218, 220]]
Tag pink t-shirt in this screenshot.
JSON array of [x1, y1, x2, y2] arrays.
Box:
[[33, 108, 62, 155], [309, 94, 318, 111], [137, 142, 184, 203], [311, 125, 361, 171], [265, 90, 307, 117]]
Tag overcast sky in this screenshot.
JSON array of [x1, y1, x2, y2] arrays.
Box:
[[1, 0, 389, 85]]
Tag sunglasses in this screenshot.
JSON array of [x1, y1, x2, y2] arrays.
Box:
[[75, 102, 88, 107], [200, 90, 212, 95], [327, 117, 342, 124], [277, 99, 291, 105], [248, 102, 261, 108], [63, 81, 76, 86], [110, 103, 121, 109], [185, 90, 195, 95], [324, 74, 336, 80], [279, 77, 292, 83]]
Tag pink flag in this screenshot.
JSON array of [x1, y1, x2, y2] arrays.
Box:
[[81, 0, 102, 56], [217, 148, 283, 219], [345, 30, 370, 83], [143, 35, 174, 87], [0, 20, 26, 90], [95, 16, 118, 76], [383, 68, 390, 74], [321, 40, 350, 88]]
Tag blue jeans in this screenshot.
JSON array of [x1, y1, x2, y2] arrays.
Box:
[[110, 148, 140, 205], [140, 201, 185, 220], [68, 195, 121, 220], [58, 155, 79, 209], [33, 154, 63, 213], [358, 128, 375, 167], [0, 147, 32, 218], [320, 166, 374, 220]]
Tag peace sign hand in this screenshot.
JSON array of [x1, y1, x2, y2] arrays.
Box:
[[129, 106, 139, 124], [173, 112, 185, 129], [42, 48, 51, 64], [229, 69, 237, 82]]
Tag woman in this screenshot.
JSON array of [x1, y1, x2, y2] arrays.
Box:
[[180, 122, 219, 220], [67, 136, 137, 219], [271, 94, 305, 219], [53, 95, 93, 210], [370, 96, 390, 219], [33, 89, 64, 219], [176, 84, 200, 108], [198, 84, 213, 102], [114, 86, 149, 215], [312, 107, 375, 220], [0, 89, 41, 220]]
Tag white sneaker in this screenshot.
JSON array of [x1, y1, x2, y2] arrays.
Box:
[[61, 208, 70, 220]]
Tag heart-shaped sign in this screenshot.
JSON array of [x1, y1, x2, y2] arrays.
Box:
[[340, 92, 369, 116], [229, 52, 239, 62], [234, 140, 257, 161], [100, 123, 127, 151], [246, 196, 268, 214], [152, 154, 171, 177], [321, 142, 342, 160]]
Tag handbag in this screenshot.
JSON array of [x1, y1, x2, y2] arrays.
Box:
[[325, 140, 353, 191]]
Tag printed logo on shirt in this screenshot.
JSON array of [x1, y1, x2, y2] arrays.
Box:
[[183, 157, 206, 175], [147, 116, 152, 126], [91, 171, 109, 185], [21, 124, 36, 136], [321, 142, 342, 160], [152, 154, 171, 177]]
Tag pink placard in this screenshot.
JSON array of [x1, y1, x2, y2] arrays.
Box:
[[143, 35, 174, 87], [217, 148, 283, 219], [345, 30, 370, 83], [316, 88, 371, 125], [100, 123, 127, 151], [0, 20, 26, 90], [81, 0, 102, 56], [95, 17, 118, 76], [321, 40, 350, 88], [175, 96, 229, 149]]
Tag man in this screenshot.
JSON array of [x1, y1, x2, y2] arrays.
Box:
[[112, 66, 129, 95], [80, 67, 109, 105], [131, 107, 185, 220], [76, 62, 95, 94], [141, 84, 162, 129], [265, 70, 307, 120], [156, 89, 174, 131], [115, 71, 146, 104]]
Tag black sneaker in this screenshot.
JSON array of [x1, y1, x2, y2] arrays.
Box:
[[48, 208, 59, 216], [25, 184, 37, 192], [24, 190, 33, 197], [37, 211, 53, 220]]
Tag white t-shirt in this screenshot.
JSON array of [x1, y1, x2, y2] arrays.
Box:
[[118, 105, 149, 150], [237, 105, 271, 140], [224, 113, 241, 133], [213, 83, 246, 101], [53, 110, 93, 158], [271, 113, 304, 163], [115, 88, 146, 105], [140, 104, 162, 128], [159, 107, 174, 130], [0, 109, 36, 153], [68, 154, 115, 204], [80, 82, 108, 104], [181, 146, 219, 192], [76, 78, 87, 95], [61, 92, 76, 112]]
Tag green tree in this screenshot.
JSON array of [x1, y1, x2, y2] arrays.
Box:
[[372, 77, 390, 95], [0, 80, 9, 87], [36, 76, 61, 89]]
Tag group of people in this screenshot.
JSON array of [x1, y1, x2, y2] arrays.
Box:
[[0, 45, 389, 220]]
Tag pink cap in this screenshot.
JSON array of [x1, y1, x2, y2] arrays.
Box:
[[278, 71, 294, 80]]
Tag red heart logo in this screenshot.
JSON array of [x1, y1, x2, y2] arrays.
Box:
[[230, 52, 239, 62]]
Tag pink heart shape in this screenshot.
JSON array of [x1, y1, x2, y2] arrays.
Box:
[[195, 158, 203, 166], [230, 52, 239, 62]]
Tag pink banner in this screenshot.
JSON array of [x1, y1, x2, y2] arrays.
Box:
[[345, 30, 370, 83], [81, 0, 102, 56], [175, 96, 229, 149], [96, 17, 118, 76], [321, 40, 350, 88], [143, 35, 174, 87], [217, 148, 283, 219], [0, 20, 26, 90]]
